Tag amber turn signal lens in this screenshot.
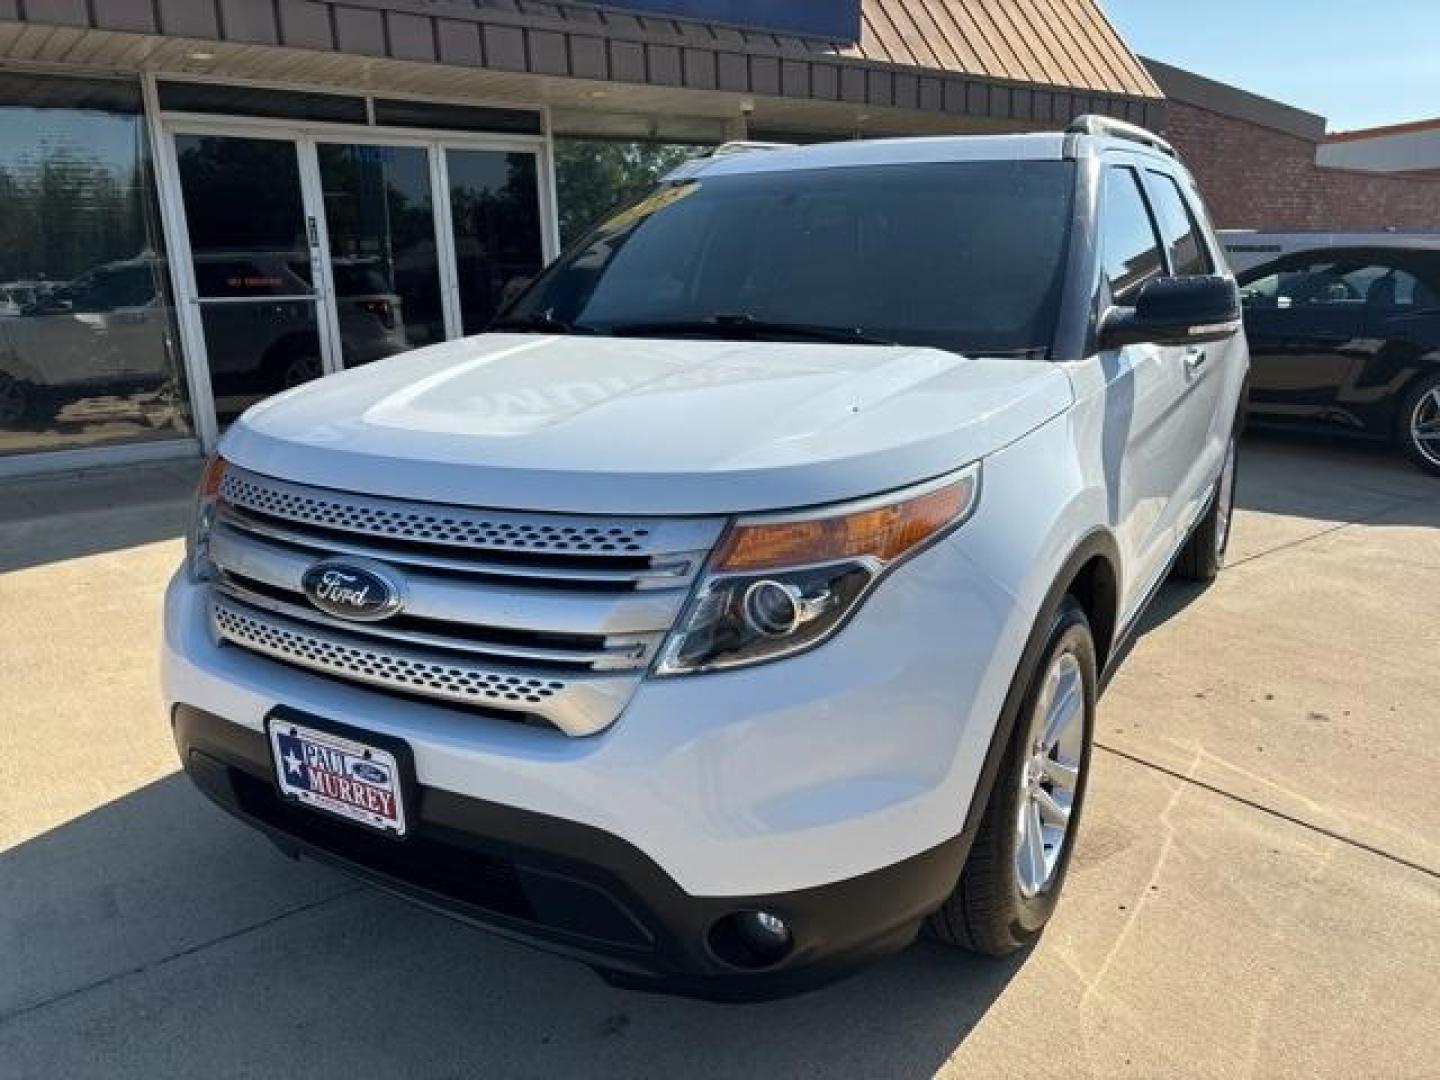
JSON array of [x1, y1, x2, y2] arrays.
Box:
[[199, 453, 227, 499], [714, 471, 978, 573]]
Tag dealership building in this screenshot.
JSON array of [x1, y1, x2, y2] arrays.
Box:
[[0, 0, 1159, 476]]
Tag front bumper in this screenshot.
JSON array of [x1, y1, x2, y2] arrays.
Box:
[[174, 704, 972, 999]]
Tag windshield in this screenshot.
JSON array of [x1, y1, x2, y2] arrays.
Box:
[[503, 160, 1075, 355]]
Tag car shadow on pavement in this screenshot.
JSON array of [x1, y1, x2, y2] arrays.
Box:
[[1, 774, 1025, 1078], [1235, 429, 1439, 526]]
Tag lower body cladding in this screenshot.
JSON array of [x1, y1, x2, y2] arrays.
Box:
[[162, 499, 1036, 999], [175, 705, 973, 999]]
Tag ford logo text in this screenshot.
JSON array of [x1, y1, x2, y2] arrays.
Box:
[[301, 560, 405, 622]]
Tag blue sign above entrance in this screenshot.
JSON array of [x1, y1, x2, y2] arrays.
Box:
[[587, 2, 861, 41]]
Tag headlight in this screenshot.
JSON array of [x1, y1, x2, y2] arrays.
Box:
[[185, 453, 227, 582], [656, 464, 980, 675]]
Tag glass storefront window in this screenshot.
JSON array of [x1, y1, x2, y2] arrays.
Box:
[[0, 77, 190, 457], [553, 139, 703, 248], [446, 149, 546, 334]]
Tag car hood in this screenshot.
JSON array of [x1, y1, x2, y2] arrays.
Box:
[[222, 333, 1072, 515]]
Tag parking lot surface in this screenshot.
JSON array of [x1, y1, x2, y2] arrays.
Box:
[[2, 435, 1437, 1079]]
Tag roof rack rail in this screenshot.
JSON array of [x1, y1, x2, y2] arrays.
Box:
[[708, 140, 795, 158], [1067, 114, 1176, 158]]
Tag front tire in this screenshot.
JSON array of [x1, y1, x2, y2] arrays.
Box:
[[1398, 369, 1440, 477], [929, 598, 1097, 955]]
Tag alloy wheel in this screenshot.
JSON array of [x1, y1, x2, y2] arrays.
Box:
[[1015, 650, 1086, 898], [1411, 387, 1440, 469]]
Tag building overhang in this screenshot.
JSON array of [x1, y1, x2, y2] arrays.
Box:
[[0, 0, 1162, 136]]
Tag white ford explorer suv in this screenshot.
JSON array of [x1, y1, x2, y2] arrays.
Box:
[[164, 117, 1247, 999]]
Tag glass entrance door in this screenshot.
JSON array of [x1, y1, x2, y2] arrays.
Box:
[[171, 132, 332, 428], [316, 142, 446, 368], [164, 121, 551, 444]]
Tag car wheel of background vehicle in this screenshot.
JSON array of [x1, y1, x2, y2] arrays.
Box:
[[0, 370, 30, 426], [1398, 370, 1440, 477], [1175, 432, 1238, 582], [928, 598, 1096, 955]]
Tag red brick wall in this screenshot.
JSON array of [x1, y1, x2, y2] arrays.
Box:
[[1160, 100, 1440, 230]]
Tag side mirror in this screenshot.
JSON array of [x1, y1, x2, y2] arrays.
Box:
[[1100, 275, 1242, 349]]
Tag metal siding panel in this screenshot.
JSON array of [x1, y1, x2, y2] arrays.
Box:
[[608, 38, 645, 82], [647, 42, 681, 85], [93, 0, 157, 34], [965, 80, 987, 114], [988, 83, 1010, 118], [839, 65, 864, 104], [334, 6, 386, 57], [901, 0, 975, 72], [883, 1, 943, 68], [436, 18, 482, 66], [24, 0, 88, 27], [918, 75, 942, 111], [750, 54, 778, 95], [780, 58, 807, 98], [715, 50, 746, 91], [528, 28, 567, 74], [1043, 0, 1109, 91], [937, 0, 1011, 77], [893, 72, 917, 109], [942, 78, 964, 113], [483, 24, 527, 70], [683, 47, 716, 90], [866, 69, 892, 108], [387, 11, 435, 62], [157, 0, 219, 38], [278, 0, 333, 51], [570, 34, 607, 79], [0, 1, 18, 18], [811, 62, 838, 100], [219, 0, 278, 45]]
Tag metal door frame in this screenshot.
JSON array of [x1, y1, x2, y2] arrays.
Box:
[[155, 117, 340, 450]]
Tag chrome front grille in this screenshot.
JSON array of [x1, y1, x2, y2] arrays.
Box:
[[206, 465, 724, 736]]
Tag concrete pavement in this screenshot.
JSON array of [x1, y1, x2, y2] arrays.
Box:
[[1, 434, 1437, 1078]]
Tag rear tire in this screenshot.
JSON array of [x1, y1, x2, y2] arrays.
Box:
[[928, 598, 1097, 955], [1397, 369, 1440, 477], [1175, 432, 1238, 582]]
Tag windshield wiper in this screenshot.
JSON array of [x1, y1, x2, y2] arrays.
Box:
[[606, 313, 896, 346], [489, 313, 599, 335]]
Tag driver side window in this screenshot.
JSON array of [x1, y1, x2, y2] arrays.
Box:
[[1099, 166, 1164, 305]]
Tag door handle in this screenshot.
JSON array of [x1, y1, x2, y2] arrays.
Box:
[[1184, 348, 1208, 373]]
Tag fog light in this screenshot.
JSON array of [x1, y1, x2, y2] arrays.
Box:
[[737, 910, 792, 960], [708, 909, 795, 969]]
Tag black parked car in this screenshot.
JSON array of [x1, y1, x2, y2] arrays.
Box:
[[1238, 246, 1440, 475]]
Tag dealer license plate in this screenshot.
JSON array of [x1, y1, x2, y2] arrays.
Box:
[[268, 717, 408, 837]]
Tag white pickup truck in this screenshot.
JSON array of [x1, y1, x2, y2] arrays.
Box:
[[163, 117, 1248, 999]]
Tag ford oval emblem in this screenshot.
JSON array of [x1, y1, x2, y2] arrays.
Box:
[[350, 760, 390, 785], [301, 559, 405, 622]]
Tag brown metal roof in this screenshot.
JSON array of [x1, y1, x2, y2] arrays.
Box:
[[846, 0, 1161, 97]]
